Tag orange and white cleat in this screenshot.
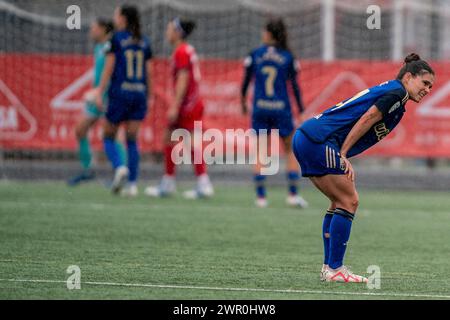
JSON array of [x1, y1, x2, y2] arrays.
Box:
[[325, 265, 368, 283]]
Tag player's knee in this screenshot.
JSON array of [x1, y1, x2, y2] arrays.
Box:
[[335, 194, 358, 213], [75, 124, 87, 140], [75, 127, 84, 140], [348, 194, 359, 212], [351, 200, 359, 212]]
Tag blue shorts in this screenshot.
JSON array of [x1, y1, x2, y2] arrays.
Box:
[[106, 93, 148, 125], [252, 111, 294, 138], [292, 129, 346, 177]]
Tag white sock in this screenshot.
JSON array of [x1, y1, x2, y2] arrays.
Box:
[[162, 174, 175, 182], [197, 174, 211, 186]]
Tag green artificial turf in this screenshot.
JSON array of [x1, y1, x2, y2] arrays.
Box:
[[1, 180, 449, 299]]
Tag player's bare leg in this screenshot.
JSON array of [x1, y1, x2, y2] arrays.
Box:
[[77, 117, 98, 139], [282, 132, 308, 208], [183, 129, 214, 200], [67, 117, 99, 186], [145, 128, 177, 197], [309, 174, 367, 283]]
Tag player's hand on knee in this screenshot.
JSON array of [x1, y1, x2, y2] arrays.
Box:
[[342, 156, 355, 181]]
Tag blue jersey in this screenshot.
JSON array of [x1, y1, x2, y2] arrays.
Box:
[[244, 45, 301, 114], [107, 31, 152, 97], [300, 79, 409, 157]]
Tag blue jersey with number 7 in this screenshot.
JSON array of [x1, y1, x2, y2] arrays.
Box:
[[244, 45, 303, 114]]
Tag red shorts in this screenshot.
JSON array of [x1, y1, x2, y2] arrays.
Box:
[[172, 100, 204, 131]]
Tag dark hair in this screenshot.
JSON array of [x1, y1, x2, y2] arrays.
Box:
[[396, 53, 434, 80], [120, 5, 141, 40], [96, 17, 114, 35], [179, 19, 196, 39], [265, 18, 289, 51]]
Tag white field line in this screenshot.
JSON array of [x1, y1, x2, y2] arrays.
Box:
[[0, 278, 449, 299]]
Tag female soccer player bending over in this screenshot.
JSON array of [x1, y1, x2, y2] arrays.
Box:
[[293, 53, 434, 282], [241, 18, 308, 208], [145, 18, 214, 199], [95, 5, 153, 196]]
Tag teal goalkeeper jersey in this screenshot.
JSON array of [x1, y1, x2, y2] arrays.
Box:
[[93, 42, 108, 87]]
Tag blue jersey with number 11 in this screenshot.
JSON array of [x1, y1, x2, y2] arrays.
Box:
[[107, 31, 152, 96]]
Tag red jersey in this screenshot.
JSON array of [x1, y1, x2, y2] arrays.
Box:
[[171, 42, 202, 113]]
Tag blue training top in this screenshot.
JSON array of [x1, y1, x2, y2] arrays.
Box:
[[300, 79, 409, 157]]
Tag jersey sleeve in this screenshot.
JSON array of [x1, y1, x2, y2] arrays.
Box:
[[241, 51, 255, 97], [288, 57, 304, 113], [374, 89, 404, 117], [243, 52, 254, 70], [288, 57, 300, 77], [175, 48, 190, 70], [144, 39, 153, 61]]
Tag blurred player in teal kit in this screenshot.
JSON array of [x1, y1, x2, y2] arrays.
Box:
[[68, 18, 126, 186], [293, 53, 435, 282], [241, 18, 308, 208], [95, 5, 152, 196]]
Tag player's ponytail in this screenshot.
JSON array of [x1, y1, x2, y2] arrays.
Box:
[[265, 18, 290, 52], [174, 18, 196, 39], [120, 5, 142, 40], [396, 53, 434, 80]]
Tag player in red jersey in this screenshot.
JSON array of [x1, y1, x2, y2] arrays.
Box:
[[145, 18, 214, 199]]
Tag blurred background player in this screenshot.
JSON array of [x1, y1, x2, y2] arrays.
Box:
[[293, 53, 434, 283], [95, 5, 153, 196], [145, 18, 214, 199], [67, 18, 126, 186], [241, 18, 308, 208]]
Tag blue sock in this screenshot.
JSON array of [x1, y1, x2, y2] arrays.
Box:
[[126, 139, 139, 183], [328, 208, 354, 270], [322, 210, 334, 265], [254, 174, 266, 198], [287, 171, 300, 195], [103, 138, 123, 170]]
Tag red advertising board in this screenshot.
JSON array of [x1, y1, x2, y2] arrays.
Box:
[[1, 54, 450, 157]]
